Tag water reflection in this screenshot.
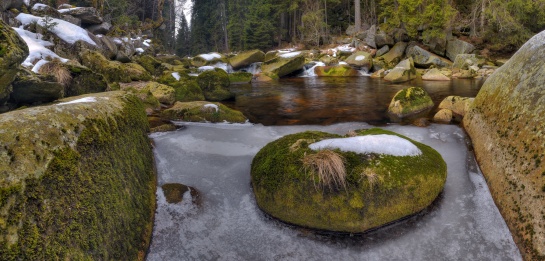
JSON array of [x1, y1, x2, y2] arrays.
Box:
[[226, 77, 484, 125]]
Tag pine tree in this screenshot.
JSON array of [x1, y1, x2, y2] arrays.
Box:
[[244, 0, 276, 50], [176, 10, 191, 57]]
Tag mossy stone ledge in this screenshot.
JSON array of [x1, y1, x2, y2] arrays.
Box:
[[0, 91, 156, 260], [162, 101, 247, 123], [251, 128, 447, 233]]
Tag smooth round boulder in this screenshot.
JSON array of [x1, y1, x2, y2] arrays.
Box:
[[388, 87, 434, 122], [251, 128, 447, 233], [196, 68, 233, 101]]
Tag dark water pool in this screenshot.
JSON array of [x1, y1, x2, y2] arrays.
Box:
[[225, 77, 484, 125]]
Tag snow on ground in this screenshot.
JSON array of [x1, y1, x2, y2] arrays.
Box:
[[143, 39, 151, 47], [198, 52, 222, 61], [58, 7, 83, 13], [279, 51, 301, 58], [31, 60, 49, 73], [198, 66, 215, 71], [57, 97, 97, 105], [309, 134, 422, 156], [136, 48, 144, 53], [171, 72, 181, 81], [203, 104, 219, 112], [31, 3, 49, 11], [13, 27, 68, 67], [16, 13, 97, 46]]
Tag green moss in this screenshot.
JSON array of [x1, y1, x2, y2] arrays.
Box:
[[0, 93, 155, 260], [251, 128, 446, 233], [122, 63, 152, 81], [79, 50, 131, 83], [314, 65, 359, 77], [196, 68, 233, 101], [162, 101, 247, 123], [228, 72, 253, 83], [161, 183, 190, 204], [388, 87, 434, 121]]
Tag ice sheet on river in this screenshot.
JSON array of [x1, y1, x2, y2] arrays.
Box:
[[147, 123, 521, 261]]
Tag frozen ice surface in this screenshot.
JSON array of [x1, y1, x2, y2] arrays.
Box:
[[148, 123, 521, 261], [309, 134, 422, 156]]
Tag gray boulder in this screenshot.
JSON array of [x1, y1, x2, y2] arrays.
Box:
[[59, 7, 103, 25], [376, 45, 389, 57], [446, 38, 475, 61], [61, 15, 82, 26], [344, 51, 373, 69], [406, 45, 452, 68], [375, 30, 394, 48], [87, 22, 112, 35], [98, 35, 118, 60], [30, 3, 61, 18], [10, 70, 64, 105], [452, 54, 482, 71], [1, 0, 23, 11], [384, 57, 417, 83], [0, 20, 29, 105], [364, 25, 377, 48]]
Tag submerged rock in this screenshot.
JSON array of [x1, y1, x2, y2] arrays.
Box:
[[162, 101, 247, 123], [0, 91, 155, 260], [161, 183, 200, 204], [388, 86, 434, 122], [251, 128, 446, 233], [464, 30, 545, 260], [0, 20, 28, 105], [314, 65, 360, 77], [228, 71, 253, 84]]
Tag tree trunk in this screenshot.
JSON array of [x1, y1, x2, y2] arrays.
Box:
[[355, 0, 361, 32], [480, 0, 485, 35]]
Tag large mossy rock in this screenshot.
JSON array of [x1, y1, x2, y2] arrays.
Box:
[[0, 91, 155, 260], [406, 45, 452, 68], [229, 50, 265, 70], [162, 101, 247, 123], [344, 51, 373, 69], [388, 87, 434, 122], [229, 72, 253, 84], [251, 128, 446, 233], [122, 62, 152, 81], [120, 81, 176, 105], [383, 58, 417, 83], [158, 71, 204, 102], [65, 63, 108, 97], [79, 50, 131, 83], [9, 70, 63, 105], [133, 54, 163, 76], [463, 31, 545, 260], [191, 52, 226, 67], [260, 53, 305, 79], [196, 68, 233, 101], [446, 38, 475, 62], [314, 65, 360, 77], [0, 20, 29, 104], [379, 42, 408, 65]]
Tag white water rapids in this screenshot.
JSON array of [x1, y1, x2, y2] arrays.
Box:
[[147, 122, 521, 261]]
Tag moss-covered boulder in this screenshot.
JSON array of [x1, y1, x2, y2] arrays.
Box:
[[446, 38, 475, 62], [463, 30, 545, 260], [79, 50, 131, 83], [120, 81, 175, 105], [384, 57, 417, 83], [229, 72, 253, 84], [251, 128, 446, 233], [0, 91, 156, 260], [229, 50, 265, 70], [314, 65, 360, 77], [122, 62, 152, 81], [438, 96, 473, 118], [388, 87, 434, 122], [158, 71, 204, 102], [380, 41, 408, 66], [9, 69, 63, 105], [344, 51, 373, 69], [133, 54, 163, 75], [0, 20, 29, 104], [191, 52, 226, 67], [260, 53, 305, 79], [161, 183, 199, 204], [406, 45, 452, 68], [65, 63, 108, 96], [422, 68, 450, 81], [196, 68, 233, 101], [162, 101, 247, 123]]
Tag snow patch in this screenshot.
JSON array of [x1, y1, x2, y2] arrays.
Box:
[[136, 48, 145, 53], [57, 97, 97, 105], [339, 61, 348, 65], [171, 72, 181, 81], [198, 66, 215, 72], [58, 7, 83, 13], [31, 60, 49, 73], [13, 27, 68, 67], [143, 39, 151, 47], [198, 53, 222, 61], [16, 13, 97, 46], [31, 3, 49, 10], [279, 51, 301, 58], [24, 0, 30, 6], [309, 134, 422, 156], [355, 55, 366, 61], [203, 104, 219, 112]]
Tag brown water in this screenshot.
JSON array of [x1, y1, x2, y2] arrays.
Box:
[[225, 77, 484, 125]]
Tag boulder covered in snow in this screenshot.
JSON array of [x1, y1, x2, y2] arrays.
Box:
[[191, 52, 226, 67], [251, 128, 446, 233], [387, 86, 434, 122], [58, 7, 103, 25], [229, 49, 265, 70], [162, 101, 247, 123], [314, 65, 360, 77], [0, 20, 29, 105], [383, 57, 417, 83], [344, 51, 373, 69]]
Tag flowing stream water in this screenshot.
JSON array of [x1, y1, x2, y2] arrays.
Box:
[[147, 77, 522, 260]]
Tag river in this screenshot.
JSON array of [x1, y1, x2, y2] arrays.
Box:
[[146, 77, 521, 261]]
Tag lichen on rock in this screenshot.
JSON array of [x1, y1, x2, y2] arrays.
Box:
[[388, 87, 434, 122]]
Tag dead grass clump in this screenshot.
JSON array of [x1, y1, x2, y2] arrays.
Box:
[[38, 59, 72, 86], [361, 168, 384, 192], [303, 150, 347, 191], [346, 130, 357, 137]]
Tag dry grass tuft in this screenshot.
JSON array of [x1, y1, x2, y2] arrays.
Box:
[[346, 130, 357, 137], [289, 139, 315, 152], [303, 149, 347, 191], [361, 168, 384, 192], [38, 59, 72, 86]]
